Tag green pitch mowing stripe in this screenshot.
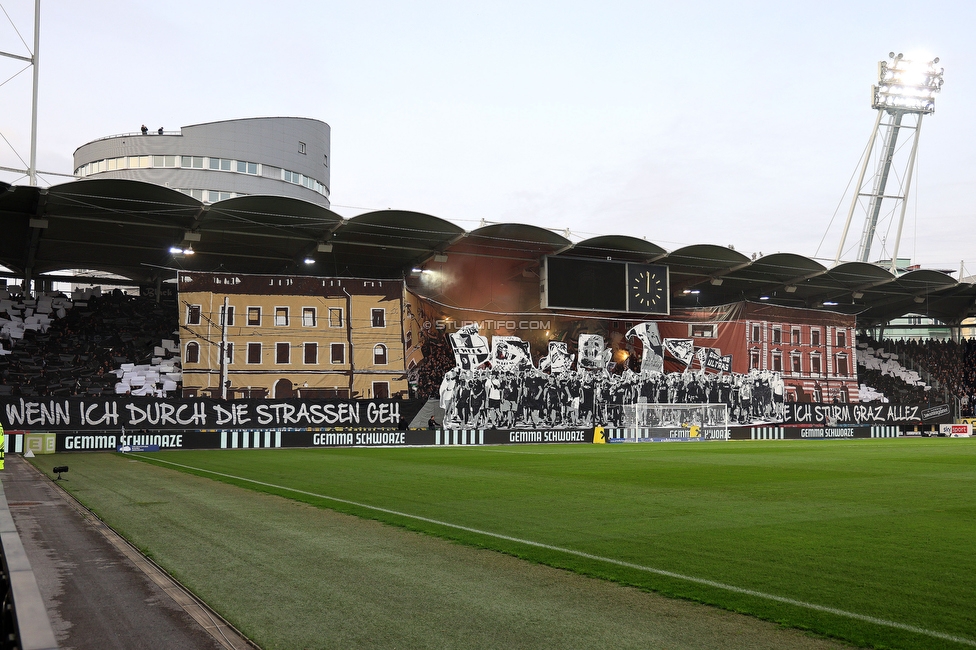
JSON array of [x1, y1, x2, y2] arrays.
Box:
[[136, 452, 976, 649], [27, 452, 851, 650], [64, 439, 976, 649]]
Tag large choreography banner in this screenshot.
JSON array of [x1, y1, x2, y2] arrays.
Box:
[[405, 290, 865, 430], [434, 320, 785, 429], [0, 396, 406, 432], [783, 402, 951, 425]]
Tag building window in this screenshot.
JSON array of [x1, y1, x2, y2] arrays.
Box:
[[836, 354, 849, 376], [329, 308, 343, 328], [185, 341, 200, 364], [181, 156, 205, 168], [372, 382, 390, 399], [811, 328, 821, 346], [187, 305, 201, 325], [220, 305, 235, 327], [373, 344, 388, 365], [276, 342, 290, 364], [772, 326, 782, 344], [324, 154, 329, 167], [209, 157, 233, 171], [299, 141, 306, 154], [791, 328, 801, 345], [405, 329, 413, 349], [750, 348, 760, 370], [247, 342, 262, 364], [153, 155, 179, 168], [236, 160, 258, 174], [247, 307, 261, 326], [302, 307, 316, 327], [691, 324, 716, 338], [791, 353, 801, 373], [751, 323, 761, 342], [371, 308, 386, 328], [331, 343, 345, 364], [771, 350, 783, 372], [837, 329, 847, 348], [811, 354, 822, 375], [275, 307, 289, 327], [223, 342, 234, 364], [304, 342, 317, 364]]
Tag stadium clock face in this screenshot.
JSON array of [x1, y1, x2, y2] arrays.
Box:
[[627, 264, 669, 314]]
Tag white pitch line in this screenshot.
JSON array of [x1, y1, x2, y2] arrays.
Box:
[[134, 454, 976, 648]]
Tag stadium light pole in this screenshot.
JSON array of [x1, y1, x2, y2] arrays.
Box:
[[833, 53, 944, 271], [0, 0, 41, 185]]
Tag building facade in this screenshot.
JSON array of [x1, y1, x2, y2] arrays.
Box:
[[73, 117, 330, 207], [178, 272, 406, 399]]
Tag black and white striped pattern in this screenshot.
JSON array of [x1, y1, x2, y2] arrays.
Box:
[[603, 428, 657, 441], [435, 429, 484, 445], [751, 427, 784, 439], [220, 430, 282, 449], [870, 426, 900, 438]]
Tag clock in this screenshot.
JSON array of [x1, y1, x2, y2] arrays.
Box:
[[627, 263, 669, 314]]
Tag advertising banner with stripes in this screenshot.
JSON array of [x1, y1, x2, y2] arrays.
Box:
[[31, 427, 593, 452]]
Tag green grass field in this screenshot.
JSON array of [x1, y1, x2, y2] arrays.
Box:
[[29, 438, 976, 649]]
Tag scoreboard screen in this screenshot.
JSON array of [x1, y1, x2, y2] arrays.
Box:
[[543, 257, 627, 311]]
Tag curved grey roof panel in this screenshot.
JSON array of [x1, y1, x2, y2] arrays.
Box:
[[568, 235, 668, 261]]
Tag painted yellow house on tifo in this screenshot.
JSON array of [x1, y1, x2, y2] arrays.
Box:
[[178, 272, 407, 399]]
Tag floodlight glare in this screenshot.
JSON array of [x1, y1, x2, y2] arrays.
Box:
[[303, 257, 315, 265], [873, 53, 944, 114]]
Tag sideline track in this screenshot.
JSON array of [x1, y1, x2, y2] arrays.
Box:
[[133, 454, 976, 649]]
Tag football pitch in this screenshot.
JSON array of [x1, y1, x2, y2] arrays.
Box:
[[29, 438, 976, 649]]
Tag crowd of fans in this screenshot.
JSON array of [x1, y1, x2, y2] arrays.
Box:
[[0, 287, 179, 399], [858, 336, 976, 415]]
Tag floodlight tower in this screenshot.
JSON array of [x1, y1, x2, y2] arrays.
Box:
[[834, 52, 944, 271]]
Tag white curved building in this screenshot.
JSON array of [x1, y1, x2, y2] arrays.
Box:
[[73, 117, 330, 207]]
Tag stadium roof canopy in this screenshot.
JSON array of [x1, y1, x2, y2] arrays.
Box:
[[1, 178, 974, 328]]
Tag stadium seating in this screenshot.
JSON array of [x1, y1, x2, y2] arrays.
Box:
[[0, 287, 181, 398]]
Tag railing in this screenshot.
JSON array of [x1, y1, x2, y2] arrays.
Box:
[[84, 129, 179, 143], [0, 483, 58, 650]]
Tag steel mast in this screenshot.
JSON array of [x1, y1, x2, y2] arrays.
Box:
[[834, 52, 944, 272], [0, 0, 40, 185]]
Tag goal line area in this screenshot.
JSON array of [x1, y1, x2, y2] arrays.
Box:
[[603, 403, 730, 442]]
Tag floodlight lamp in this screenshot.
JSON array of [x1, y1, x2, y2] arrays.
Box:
[[823, 301, 839, 306], [169, 246, 183, 255], [873, 53, 944, 114], [784, 285, 797, 293], [710, 277, 723, 286], [316, 243, 333, 253], [759, 296, 770, 301], [183, 246, 195, 255], [914, 295, 925, 304], [303, 257, 315, 265], [852, 291, 864, 299]]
